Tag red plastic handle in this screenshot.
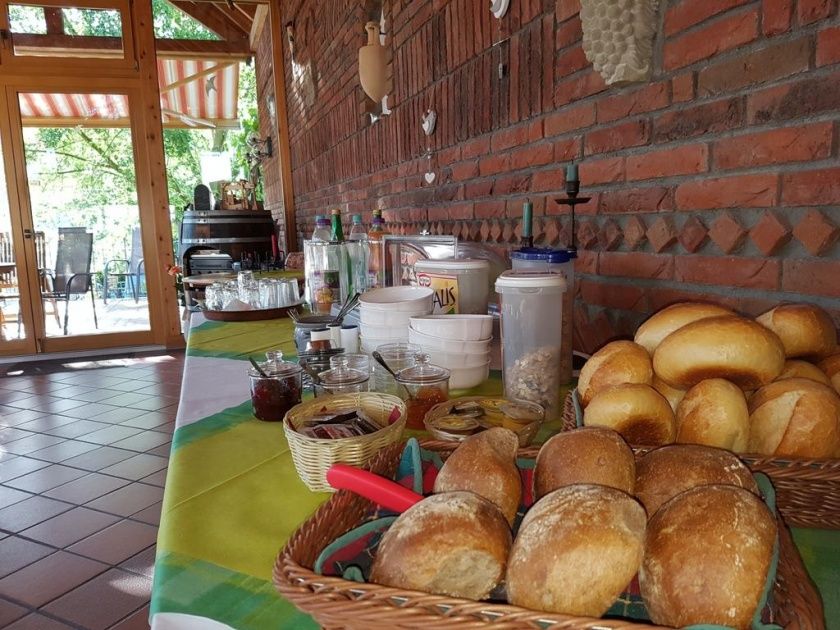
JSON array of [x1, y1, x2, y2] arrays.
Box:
[[326, 464, 423, 513]]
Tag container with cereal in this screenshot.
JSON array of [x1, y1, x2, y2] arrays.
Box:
[[495, 271, 567, 421]]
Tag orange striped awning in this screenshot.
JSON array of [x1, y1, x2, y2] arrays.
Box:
[[18, 57, 240, 129]]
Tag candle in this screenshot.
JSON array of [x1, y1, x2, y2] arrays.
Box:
[[522, 200, 533, 238], [565, 163, 579, 182]]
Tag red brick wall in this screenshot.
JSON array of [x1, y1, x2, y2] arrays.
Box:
[[267, 0, 840, 353]]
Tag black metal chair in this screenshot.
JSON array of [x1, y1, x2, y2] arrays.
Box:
[[103, 226, 145, 304], [42, 227, 98, 335]]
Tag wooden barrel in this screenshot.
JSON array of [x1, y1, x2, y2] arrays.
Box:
[[179, 210, 275, 262]]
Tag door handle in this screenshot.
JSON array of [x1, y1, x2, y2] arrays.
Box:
[[23, 229, 33, 239]]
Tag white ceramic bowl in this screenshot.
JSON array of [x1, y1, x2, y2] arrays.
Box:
[[361, 335, 409, 352], [359, 307, 425, 327], [408, 328, 492, 354], [425, 348, 491, 369], [361, 322, 409, 340], [449, 361, 491, 390], [409, 315, 493, 341], [359, 287, 434, 312]]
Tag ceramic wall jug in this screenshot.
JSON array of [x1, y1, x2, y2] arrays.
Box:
[[358, 21, 388, 102]]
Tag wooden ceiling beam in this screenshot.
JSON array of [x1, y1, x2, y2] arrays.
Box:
[[11, 33, 252, 57], [169, 1, 249, 41], [208, 2, 254, 35]]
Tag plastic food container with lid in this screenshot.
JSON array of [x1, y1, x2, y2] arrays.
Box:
[[495, 271, 567, 422], [413, 258, 490, 314], [248, 350, 303, 422], [395, 353, 451, 430], [315, 355, 370, 397]]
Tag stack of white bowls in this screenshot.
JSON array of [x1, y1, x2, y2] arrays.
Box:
[[359, 286, 434, 353], [408, 314, 494, 389]]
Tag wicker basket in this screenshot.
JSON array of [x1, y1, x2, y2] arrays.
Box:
[[423, 396, 544, 446], [562, 392, 840, 530], [283, 393, 406, 492], [274, 440, 825, 630]]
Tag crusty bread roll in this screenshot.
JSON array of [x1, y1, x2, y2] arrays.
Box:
[[640, 485, 776, 630], [634, 444, 758, 517], [370, 491, 512, 600], [507, 484, 646, 617], [635, 302, 735, 355], [818, 353, 840, 394], [653, 315, 785, 390], [433, 427, 521, 525], [748, 377, 840, 458], [652, 374, 686, 413], [756, 303, 837, 359], [675, 379, 749, 452], [534, 427, 634, 499], [777, 359, 832, 387], [578, 340, 652, 407], [583, 383, 676, 446]]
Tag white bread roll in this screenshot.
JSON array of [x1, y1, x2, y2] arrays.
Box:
[[640, 485, 776, 630], [578, 340, 652, 407], [748, 377, 840, 458], [777, 359, 832, 387], [635, 302, 734, 355], [634, 444, 758, 517], [507, 484, 646, 617], [652, 374, 686, 413], [756, 303, 837, 358], [370, 491, 511, 600], [653, 315, 785, 390], [817, 353, 840, 394], [583, 383, 676, 446], [433, 427, 521, 525], [534, 427, 634, 499], [675, 379, 749, 452]]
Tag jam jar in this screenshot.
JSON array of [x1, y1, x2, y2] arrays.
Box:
[[248, 351, 303, 421], [395, 354, 450, 430], [314, 355, 370, 397]]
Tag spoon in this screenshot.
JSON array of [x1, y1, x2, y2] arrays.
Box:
[[249, 357, 268, 377], [372, 351, 413, 399], [300, 361, 322, 385], [288, 308, 300, 323]]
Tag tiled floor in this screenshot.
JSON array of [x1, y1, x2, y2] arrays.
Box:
[[0, 352, 184, 629]]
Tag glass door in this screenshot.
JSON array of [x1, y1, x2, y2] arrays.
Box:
[[5, 86, 155, 353]]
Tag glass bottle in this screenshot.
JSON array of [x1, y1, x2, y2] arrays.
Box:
[[368, 211, 386, 289], [348, 214, 369, 293], [312, 215, 331, 242]]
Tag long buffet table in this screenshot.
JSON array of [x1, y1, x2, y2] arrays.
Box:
[[151, 314, 840, 629]]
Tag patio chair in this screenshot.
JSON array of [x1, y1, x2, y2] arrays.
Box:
[[42, 227, 98, 335], [103, 226, 145, 304]]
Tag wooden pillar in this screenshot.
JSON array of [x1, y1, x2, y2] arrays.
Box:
[[268, 0, 298, 254]]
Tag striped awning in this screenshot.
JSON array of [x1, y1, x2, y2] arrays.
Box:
[[18, 57, 240, 129]]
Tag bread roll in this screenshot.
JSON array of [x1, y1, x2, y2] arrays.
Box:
[[652, 374, 686, 413], [370, 491, 511, 600], [640, 485, 776, 630], [675, 379, 749, 452], [818, 353, 840, 394], [653, 315, 785, 389], [634, 444, 758, 517], [635, 302, 735, 355], [756, 303, 837, 358], [433, 427, 521, 524], [777, 359, 832, 387], [583, 383, 676, 446], [534, 427, 634, 499], [748, 377, 840, 458], [578, 340, 653, 407], [507, 484, 646, 617]]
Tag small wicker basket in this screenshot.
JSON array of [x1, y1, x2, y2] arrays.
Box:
[[424, 396, 544, 446], [283, 393, 406, 492]]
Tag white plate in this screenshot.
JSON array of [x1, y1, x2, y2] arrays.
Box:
[[408, 328, 491, 353]]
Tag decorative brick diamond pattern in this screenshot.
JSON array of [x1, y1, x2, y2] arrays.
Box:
[[647, 217, 678, 253], [542, 219, 560, 246], [709, 212, 748, 254], [489, 221, 503, 242], [501, 222, 514, 243], [678, 216, 709, 253], [559, 220, 574, 249], [598, 219, 623, 251], [623, 216, 648, 250], [750, 211, 792, 256], [577, 221, 599, 249], [794, 209, 839, 255]]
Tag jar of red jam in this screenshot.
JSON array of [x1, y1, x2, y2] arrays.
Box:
[[248, 351, 303, 422], [395, 354, 450, 430]]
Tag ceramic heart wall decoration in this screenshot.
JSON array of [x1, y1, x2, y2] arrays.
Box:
[[424, 172, 436, 184]]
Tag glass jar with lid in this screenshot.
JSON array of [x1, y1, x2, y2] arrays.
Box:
[[314, 356, 370, 397], [247, 350, 303, 421], [395, 353, 450, 430]]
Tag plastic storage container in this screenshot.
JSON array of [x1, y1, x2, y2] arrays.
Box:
[[413, 258, 490, 314], [495, 271, 567, 421], [395, 353, 450, 430], [510, 248, 576, 385], [248, 351, 303, 422], [315, 356, 369, 397]]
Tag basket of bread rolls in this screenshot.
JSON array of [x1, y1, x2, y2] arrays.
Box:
[[274, 429, 823, 629], [569, 301, 840, 529]]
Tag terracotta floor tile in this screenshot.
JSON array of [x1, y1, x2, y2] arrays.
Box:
[[61, 446, 136, 471], [99, 380, 147, 394], [132, 396, 179, 412], [4, 434, 65, 455], [68, 519, 157, 564], [19, 396, 88, 414], [153, 421, 176, 435], [43, 568, 151, 630], [0, 390, 35, 405], [27, 439, 101, 463], [20, 506, 121, 548], [110, 431, 172, 453], [0, 410, 47, 427], [0, 456, 51, 483], [6, 612, 77, 629], [0, 495, 73, 532], [100, 454, 168, 480], [69, 388, 121, 403], [44, 472, 130, 505], [109, 603, 151, 629], [140, 469, 168, 487], [119, 545, 156, 580], [43, 419, 111, 439], [5, 464, 88, 493], [0, 427, 32, 444], [147, 443, 171, 458], [85, 483, 163, 517], [0, 550, 109, 607], [130, 501, 161, 526], [59, 403, 121, 420], [91, 407, 149, 425], [0, 484, 33, 507], [0, 535, 53, 578], [79, 425, 144, 446], [118, 411, 172, 430], [14, 415, 77, 433], [101, 392, 150, 407], [0, 597, 28, 626]]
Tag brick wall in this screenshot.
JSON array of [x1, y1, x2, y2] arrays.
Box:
[[267, 0, 840, 353]]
